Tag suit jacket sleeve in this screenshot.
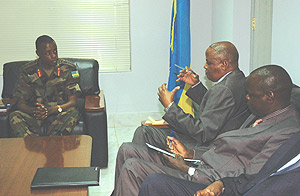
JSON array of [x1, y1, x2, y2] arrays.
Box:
[[185, 82, 207, 105], [192, 128, 296, 184], [219, 129, 295, 178], [221, 129, 300, 196], [221, 174, 255, 196], [163, 84, 236, 145]]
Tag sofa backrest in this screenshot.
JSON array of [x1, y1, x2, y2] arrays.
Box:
[[2, 58, 100, 99]]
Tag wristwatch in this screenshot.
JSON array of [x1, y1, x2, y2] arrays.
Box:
[[222, 187, 225, 194], [188, 167, 196, 176], [57, 105, 63, 113]]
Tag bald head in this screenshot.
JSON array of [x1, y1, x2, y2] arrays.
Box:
[[208, 41, 239, 69], [204, 41, 240, 82]]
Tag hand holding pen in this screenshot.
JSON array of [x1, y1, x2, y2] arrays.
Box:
[[167, 136, 194, 159], [176, 66, 199, 85]]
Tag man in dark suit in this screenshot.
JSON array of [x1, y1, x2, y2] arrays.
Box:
[[112, 65, 300, 196], [139, 128, 300, 196], [133, 41, 250, 151]]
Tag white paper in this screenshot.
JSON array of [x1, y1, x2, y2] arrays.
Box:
[[146, 143, 175, 157], [146, 143, 201, 162]]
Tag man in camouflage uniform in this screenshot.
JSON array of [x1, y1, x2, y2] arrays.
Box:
[[9, 35, 81, 137]]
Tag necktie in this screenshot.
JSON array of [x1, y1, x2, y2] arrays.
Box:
[[251, 119, 263, 127]]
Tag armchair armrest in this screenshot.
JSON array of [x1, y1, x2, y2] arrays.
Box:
[[0, 98, 16, 138], [83, 90, 108, 167], [85, 90, 105, 111], [0, 98, 17, 115]]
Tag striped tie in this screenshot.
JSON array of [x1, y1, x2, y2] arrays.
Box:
[[251, 119, 263, 127]]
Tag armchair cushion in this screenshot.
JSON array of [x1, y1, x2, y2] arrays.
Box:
[[64, 58, 100, 96], [2, 61, 28, 98]]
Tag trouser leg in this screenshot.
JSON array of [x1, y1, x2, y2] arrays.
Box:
[[115, 158, 194, 196], [132, 125, 172, 148], [48, 107, 80, 135], [114, 142, 166, 189], [9, 110, 40, 137], [132, 125, 199, 150], [139, 173, 206, 196], [10, 107, 79, 137]]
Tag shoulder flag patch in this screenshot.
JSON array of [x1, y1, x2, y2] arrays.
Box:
[[72, 71, 79, 79]]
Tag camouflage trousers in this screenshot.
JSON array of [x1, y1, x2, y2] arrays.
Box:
[[9, 107, 80, 137]]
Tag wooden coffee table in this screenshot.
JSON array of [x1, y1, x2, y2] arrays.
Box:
[[0, 135, 92, 196]]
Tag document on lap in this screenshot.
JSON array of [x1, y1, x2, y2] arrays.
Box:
[[145, 116, 166, 125], [146, 143, 200, 162]]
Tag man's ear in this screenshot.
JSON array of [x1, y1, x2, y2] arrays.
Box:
[[221, 60, 229, 71], [36, 50, 40, 57], [266, 90, 275, 103]]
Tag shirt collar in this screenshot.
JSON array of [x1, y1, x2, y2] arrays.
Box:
[[36, 59, 60, 77], [216, 71, 232, 84], [262, 105, 292, 122]]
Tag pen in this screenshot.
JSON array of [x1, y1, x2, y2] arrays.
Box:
[[169, 131, 174, 148], [174, 64, 196, 74]]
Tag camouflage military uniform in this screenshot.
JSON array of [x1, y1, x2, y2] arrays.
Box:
[[9, 58, 81, 137]]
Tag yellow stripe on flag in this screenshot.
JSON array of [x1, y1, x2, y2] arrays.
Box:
[[178, 83, 194, 117], [170, 0, 177, 52]]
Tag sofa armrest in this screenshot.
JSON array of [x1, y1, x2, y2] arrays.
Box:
[[85, 90, 105, 111]]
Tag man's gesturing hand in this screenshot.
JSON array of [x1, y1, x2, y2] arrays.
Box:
[[176, 66, 199, 85], [158, 83, 180, 108]]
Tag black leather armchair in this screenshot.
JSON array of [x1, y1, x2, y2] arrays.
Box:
[[0, 58, 108, 168]]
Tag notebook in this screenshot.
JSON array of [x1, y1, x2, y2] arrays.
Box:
[[30, 167, 100, 189]]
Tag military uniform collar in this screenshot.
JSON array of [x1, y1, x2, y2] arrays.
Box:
[[36, 59, 61, 78]]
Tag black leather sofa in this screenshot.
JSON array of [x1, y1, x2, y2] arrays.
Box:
[[0, 58, 108, 168]]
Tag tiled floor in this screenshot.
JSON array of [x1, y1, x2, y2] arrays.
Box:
[[88, 112, 165, 196]]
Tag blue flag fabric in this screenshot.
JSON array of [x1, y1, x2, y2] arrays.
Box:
[[168, 0, 194, 116]]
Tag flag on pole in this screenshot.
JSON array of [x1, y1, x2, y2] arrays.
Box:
[[168, 0, 194, 116]]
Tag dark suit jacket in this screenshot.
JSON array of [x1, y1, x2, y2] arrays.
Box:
[[163, 68, 250, 145], [138, 130, 300, 196], [222, 129, 300, 196], [192, 106, 300, 184]]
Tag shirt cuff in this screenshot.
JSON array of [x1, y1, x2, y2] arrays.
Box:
[[164, 101, 174, 112], [192, 149, 196, 159], [219, 179, 226, 195], [191, 81, 201, 88]]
